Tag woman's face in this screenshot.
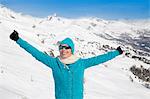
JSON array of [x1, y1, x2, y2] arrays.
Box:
[[59, 44, 72, 59]]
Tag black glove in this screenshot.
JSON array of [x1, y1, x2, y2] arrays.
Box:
[[116, 46, 123, 54], [10, 30, 19, 41]]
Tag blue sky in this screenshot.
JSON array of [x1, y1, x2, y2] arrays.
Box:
[[0, 0, 149, 19]]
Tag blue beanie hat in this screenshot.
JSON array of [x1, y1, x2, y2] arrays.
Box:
[[59, 37, 75, 54]]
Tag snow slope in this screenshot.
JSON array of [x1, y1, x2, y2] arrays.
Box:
[[0, 5, 150, 99]]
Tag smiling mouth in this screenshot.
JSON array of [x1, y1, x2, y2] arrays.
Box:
[[62, 53, 68, 55]]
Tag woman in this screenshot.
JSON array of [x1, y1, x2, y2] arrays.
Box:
[[10, 30, 123, 99]]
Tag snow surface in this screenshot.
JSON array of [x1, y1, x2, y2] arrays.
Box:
[[0, 5, 150, 99]]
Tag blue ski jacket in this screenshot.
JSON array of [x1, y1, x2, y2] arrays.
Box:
[[16, 38, 120, 99]]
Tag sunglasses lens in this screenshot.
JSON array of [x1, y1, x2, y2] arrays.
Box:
[[65, 46, 71, 49]]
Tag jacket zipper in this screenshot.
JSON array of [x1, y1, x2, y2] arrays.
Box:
[[64, 64, 73, 99]]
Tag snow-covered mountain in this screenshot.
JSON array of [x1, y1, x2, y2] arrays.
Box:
[[0, 5, 150, 99]]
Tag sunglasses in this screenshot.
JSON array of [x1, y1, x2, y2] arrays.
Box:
[[59, 45, 71, 50]]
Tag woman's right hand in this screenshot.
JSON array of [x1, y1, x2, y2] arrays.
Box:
[[10, 30, 19, 41]]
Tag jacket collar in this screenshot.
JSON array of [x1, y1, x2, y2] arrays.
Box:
[[58, 54, 80, 64]]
